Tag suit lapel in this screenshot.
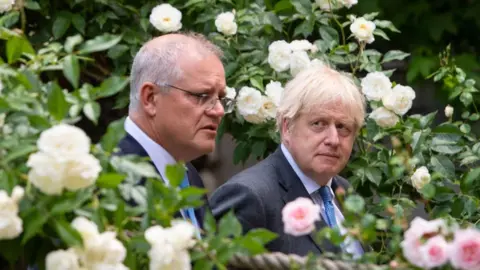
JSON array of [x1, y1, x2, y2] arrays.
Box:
[[273, 148, 341, 254]]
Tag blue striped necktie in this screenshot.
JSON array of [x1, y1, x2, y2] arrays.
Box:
[[179, 174, 201, 238], [318, 186, 338, 227]]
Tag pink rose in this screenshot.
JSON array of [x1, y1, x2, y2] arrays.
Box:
[[401, 237, 425, 268], [449, 228, 480, 270], [282, 197, 320, 236], [401, 217, 448, 268], [420, 235, 449, 269]]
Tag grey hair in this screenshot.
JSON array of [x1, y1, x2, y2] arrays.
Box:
[[128, 32, 223, 111], [276, 64, 366, 132]]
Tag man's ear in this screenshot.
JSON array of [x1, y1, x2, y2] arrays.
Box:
[[281, 118, 291, 144], [139, 82, 157, 117]]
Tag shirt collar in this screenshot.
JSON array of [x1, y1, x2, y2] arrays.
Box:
[[280, 143, 332, 195], [124, 116, 176, 181]]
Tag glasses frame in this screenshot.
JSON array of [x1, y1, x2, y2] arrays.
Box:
[[154, 82, 235, 113]]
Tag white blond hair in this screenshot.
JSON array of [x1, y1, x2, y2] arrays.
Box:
[[276, 65, 366, 131]]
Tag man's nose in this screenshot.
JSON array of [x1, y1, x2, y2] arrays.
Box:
[[206, 100, 225, 117], [324, 125, 339, 146]]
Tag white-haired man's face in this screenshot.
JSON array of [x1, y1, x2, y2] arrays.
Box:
[[282, 101, 356, 184]]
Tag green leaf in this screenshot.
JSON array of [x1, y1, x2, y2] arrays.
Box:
[[52, 11, 72, 39], [97, 173, 125, 189], [432, 123, 463, 135], [264, 12, 282, 32], [93, 76, 129, 99], [462, 168, 480, 191], [101, 117, 126, 152], [50, 190, 93, 215], [251, 141, 267, 159], [203, 211, 217, 234], [291, 0, 311, 15], [108, 44, 129, 59], [63, 55, 80, 89], [25, 0, 41, 10], [381, 50, 410, 63], [411, 131, 427, 153], [430, 155, 455, 179], [249, 76, 263, 91], [319, 26, 339, 49], [53, 219, 83, 247], [420, 183, 436, 199], [78, 34, 123, 55], [365, 167, 382, 185], [373, 28, 389, 41], [71, 14, 86, 34], [65, 34, 83, 53], [0, 238, 22, 265], [244, 228, 277, 244], [83, 101, 101, 125], [47, 82, 69, 121], [6, 36, 35, 64], [165, 163, 187, 187], [4, 144, 37, 163], [21, 210, 50, 244], [274, 0, 293, 12], [373, 19, 400, 33], [345, 195, 365, 213], [294, 19, 314, 38], [218, 211, 242, 238]]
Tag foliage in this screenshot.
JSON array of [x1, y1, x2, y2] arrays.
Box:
[[0, 0, 479, 269]]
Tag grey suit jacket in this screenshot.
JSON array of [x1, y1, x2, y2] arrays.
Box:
[[209, 147, 351, 256]]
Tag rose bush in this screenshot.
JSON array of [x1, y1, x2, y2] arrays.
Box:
[[0, 0, 479, 269]]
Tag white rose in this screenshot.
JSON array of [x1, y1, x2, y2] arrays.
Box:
[[0, 0, 14, 13], [148, 244, 176, 270], [150, 247, 190, 270], [361, 72, 392, 101], [46, 249, 81, 270], [80, 232, 126, 267], [382, 84, 416, 116], [315, 0, 342, 11], [411, 166, 431, 190], [258, 96, 277, 120], [289, 50, 311, 77], [0, 214, 22, 240], [167, 220, 196, 250], [444, 105, 454, 118], [71, 216, 99, 243], [27, 152, 66, 195], [215, 12, 237, 36], [10, 186, 24, 203], [225, 86, 236, 100], [89, 263, 128, 270], [268, 40, 292, 72], [243, 113, 267, 124], [145, 225, 169, 246], [350, 17, 376, 44], [369, 107, 399, 128], [340, 0, 358, 8], [265, 81, 284, 106], [63, 154, 101, 191], [0, 113, 5, 128], [289, 40, 313, 52], [37, 124, 91, 156], [236, 87, 263, 116], [149, 4, 182, 33]]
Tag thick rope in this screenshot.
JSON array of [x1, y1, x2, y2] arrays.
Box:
[[229, 253, 388, 270]]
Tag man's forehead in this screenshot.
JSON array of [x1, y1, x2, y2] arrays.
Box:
[[304, 106, 355, 122]]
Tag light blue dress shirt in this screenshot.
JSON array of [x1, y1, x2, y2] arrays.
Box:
[[280, 144, 364, 258]]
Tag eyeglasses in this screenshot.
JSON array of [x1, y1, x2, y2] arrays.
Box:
[[155, 83, 235, 113]]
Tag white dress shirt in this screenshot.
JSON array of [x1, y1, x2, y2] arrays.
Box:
[[124, 116, 177, 183], [280, 144, 364, 258]]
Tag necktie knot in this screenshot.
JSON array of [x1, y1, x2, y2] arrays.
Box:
[[318, 185, 333, 203]]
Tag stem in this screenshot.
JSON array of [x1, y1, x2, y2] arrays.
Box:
[[351, 43, 365, 76], [332, 16, 346, 46], [18, 0, 27, 33]]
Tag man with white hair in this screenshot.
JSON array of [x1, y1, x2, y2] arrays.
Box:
[[209, 65, 366, 256], [116, 33, 234, 230]]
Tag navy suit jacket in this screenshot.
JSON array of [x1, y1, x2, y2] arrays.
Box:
[[115, 133, 208, 227]]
